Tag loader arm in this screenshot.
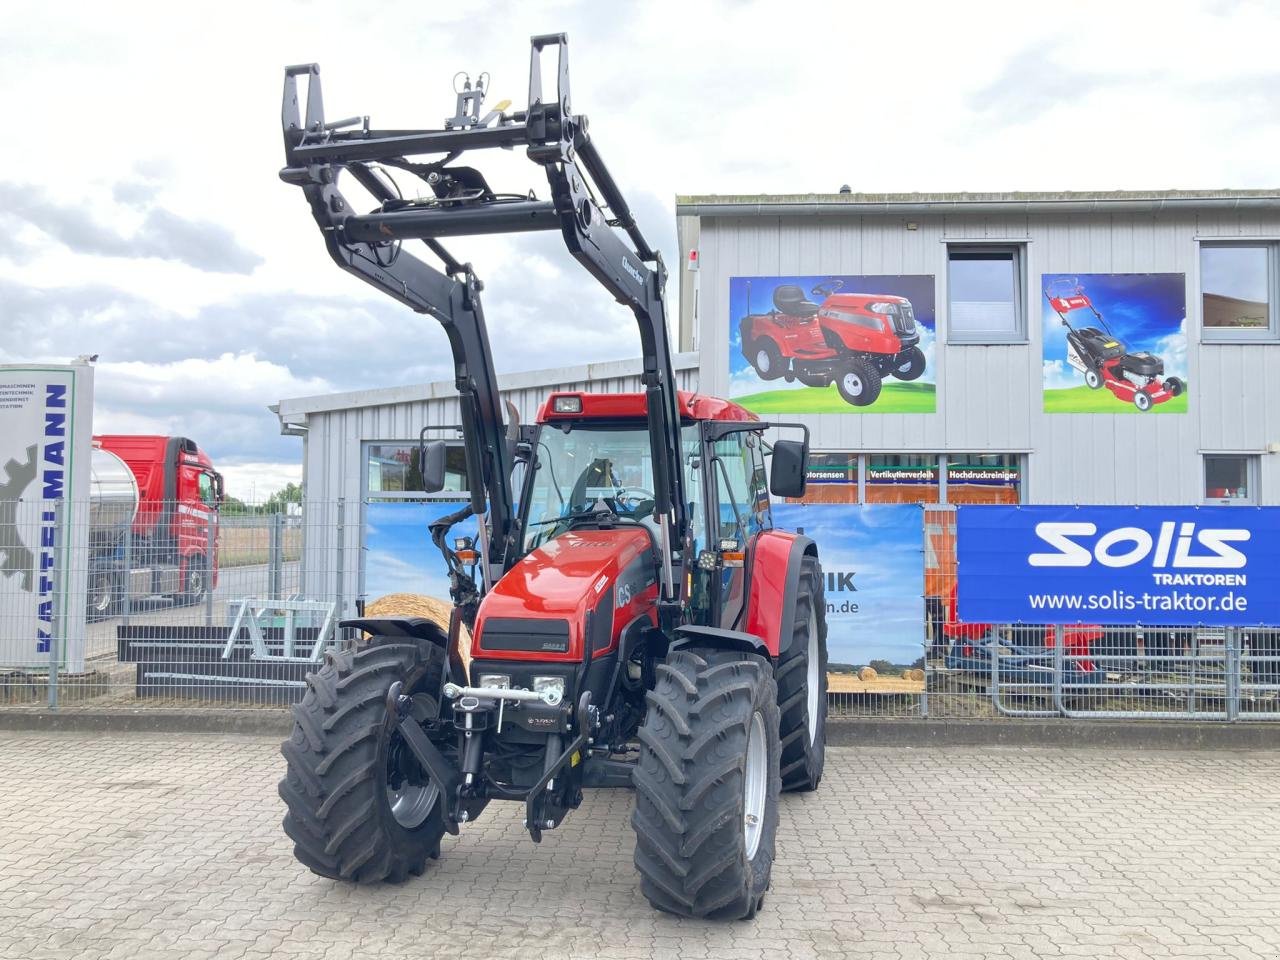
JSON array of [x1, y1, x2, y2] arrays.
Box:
[[278, 34, 687, 602]]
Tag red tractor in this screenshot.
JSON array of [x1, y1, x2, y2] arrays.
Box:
[[276, 36, 829, 920], [739, 279, 927, 406]]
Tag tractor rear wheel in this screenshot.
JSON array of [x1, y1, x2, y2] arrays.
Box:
[[279, 637, 448, 883], [631, 648, 781, 920], [835, 358, 882, 406], [776, 555, 828, 792], [749, 339, 785, 381]]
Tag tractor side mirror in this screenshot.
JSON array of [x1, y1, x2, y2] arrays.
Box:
[[769, 439, 808, 498], [420, 440, 448, 493]]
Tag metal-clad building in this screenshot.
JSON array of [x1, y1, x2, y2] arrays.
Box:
[[677, 190, 1280, 507]]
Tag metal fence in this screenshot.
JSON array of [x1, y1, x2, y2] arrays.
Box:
[[1, 498, 1276, 720]]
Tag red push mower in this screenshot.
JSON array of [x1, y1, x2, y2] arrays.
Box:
[[1046, 278, 1184, 412], [738, 280, 927, 407]]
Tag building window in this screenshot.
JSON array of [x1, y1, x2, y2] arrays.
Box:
[[366, 442, 469, 497], [798, 452, 860, 504], [1200, 242, 1278, 341], [947, 245, 1026, 343], [944, 453, 1021, 504], [1204, 455, 1257, 505], [865, 455, 940, 504]]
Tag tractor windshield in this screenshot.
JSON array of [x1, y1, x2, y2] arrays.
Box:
[[522, 424, 704, 553]]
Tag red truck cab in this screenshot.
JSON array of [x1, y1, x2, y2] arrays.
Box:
[[91, 435, 222, 614]]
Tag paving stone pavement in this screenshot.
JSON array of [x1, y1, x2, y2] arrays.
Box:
[[1, 731, 1278, 960]]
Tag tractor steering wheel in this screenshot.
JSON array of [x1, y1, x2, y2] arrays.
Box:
[[811, 279, 844, 298], [615, 487, 656, 515]]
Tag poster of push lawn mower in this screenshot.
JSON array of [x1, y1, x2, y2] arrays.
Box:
[[729, 275, 936, 413], [1042, 273, 1188, 413]]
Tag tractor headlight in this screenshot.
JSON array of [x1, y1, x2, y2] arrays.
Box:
[[477, 673, 511, 690], [532, 675, 566, 706], [868, 301, 899, 315]]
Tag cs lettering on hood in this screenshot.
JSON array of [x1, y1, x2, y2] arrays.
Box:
[[1029, 521, 1249, 570]]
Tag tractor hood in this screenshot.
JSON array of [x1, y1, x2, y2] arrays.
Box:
[[473, 526, 654, 662]]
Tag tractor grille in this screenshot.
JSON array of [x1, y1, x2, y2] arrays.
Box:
[[479, 618, 571, 653], [893, 303, 917, 335]]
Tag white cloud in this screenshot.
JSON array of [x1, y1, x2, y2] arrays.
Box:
[[1152, 318, 1189, 381], [1043, 358, 1082, 392], [215, 462, 303, 503]]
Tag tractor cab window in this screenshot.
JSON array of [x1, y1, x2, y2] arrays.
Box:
[[522, 425, 662, 551], [710, 431, 770, 545]]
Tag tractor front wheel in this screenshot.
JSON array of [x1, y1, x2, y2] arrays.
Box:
[[776, 555, 828, 791], [631, 648, 781, 920], [279, 638, 448, 883], [835, 358, 882, 406], [891, 346, 927, 381]]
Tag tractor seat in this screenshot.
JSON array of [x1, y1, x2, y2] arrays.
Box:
[[773, 284, 819, 318]]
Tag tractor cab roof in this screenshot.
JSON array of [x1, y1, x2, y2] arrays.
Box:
[[536, 390, 758, 425]]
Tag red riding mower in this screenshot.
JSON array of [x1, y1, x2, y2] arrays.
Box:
[[739, 280, 927, 407], [1046, 278, 1184, 412]]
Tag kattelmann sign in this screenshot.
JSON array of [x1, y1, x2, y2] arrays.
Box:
[[956, 506, 1280, 626]]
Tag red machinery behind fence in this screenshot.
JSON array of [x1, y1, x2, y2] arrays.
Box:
[[88, 434, 222, 618]]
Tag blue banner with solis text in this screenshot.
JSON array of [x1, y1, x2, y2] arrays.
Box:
[[957, 505, 1280, 626]]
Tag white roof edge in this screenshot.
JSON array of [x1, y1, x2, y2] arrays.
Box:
[[275, 352, 701, 421]]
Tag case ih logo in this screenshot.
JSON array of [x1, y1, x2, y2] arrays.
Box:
[[1029, 522, 1250, 570]]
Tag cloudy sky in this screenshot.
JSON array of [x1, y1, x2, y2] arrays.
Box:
[[2, 0, 1276, 499]]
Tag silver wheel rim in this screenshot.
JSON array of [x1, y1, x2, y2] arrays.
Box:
[[806, 606, 820, 745], [387, 771, 440, 829], [842, 372, 862, 395], [189, 570, 204, 597], [1086, 371, 1099, 388], [743, 711, 767, 860], [757, 349, 771, 373]]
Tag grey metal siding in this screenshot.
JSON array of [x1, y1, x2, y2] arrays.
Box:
[[694, 209, 1280, 506]]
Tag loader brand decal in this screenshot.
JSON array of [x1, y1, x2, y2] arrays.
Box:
[[728, 274, 936, 415], [1042, 273, 1188, 414], [771, 502, 925, 669], [621, 256, 644, 286], [957, 506, 1280, 626], [0, 364, 93, 669]]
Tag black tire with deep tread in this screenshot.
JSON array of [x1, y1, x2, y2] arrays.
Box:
[[748, 338, 785, 381], [278, 637, 448, 883], [631, 648, 781, 920], [835, 357, 883, 406], [891, 345, 927, 382], [776, 555, 828, 792]]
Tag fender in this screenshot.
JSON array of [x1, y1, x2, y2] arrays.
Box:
[[340, 617, 450, 648], [670, 624, 768, 658], [744, 530, 817, 657]]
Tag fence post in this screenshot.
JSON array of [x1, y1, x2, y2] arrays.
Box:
[[121, 523, 132, 627], [47, 499, 64, 710], [1225, 627, 1239, 723], [269, 511, 283, 602], [335, 498, 346, 624], [1053, 623, 1065, 717], [205, 511, 216, 627]]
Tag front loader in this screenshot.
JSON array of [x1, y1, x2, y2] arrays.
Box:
[[276, 34, 829, 919]]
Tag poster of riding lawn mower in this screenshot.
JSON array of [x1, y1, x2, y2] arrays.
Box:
[[1042, 273, 1188, 414], [729, 275, 936, 413]]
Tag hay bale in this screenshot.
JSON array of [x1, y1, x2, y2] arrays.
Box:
[[858, 666, 878, 682], [906, 668, 925, 682], [364, 593, 471, 667]]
